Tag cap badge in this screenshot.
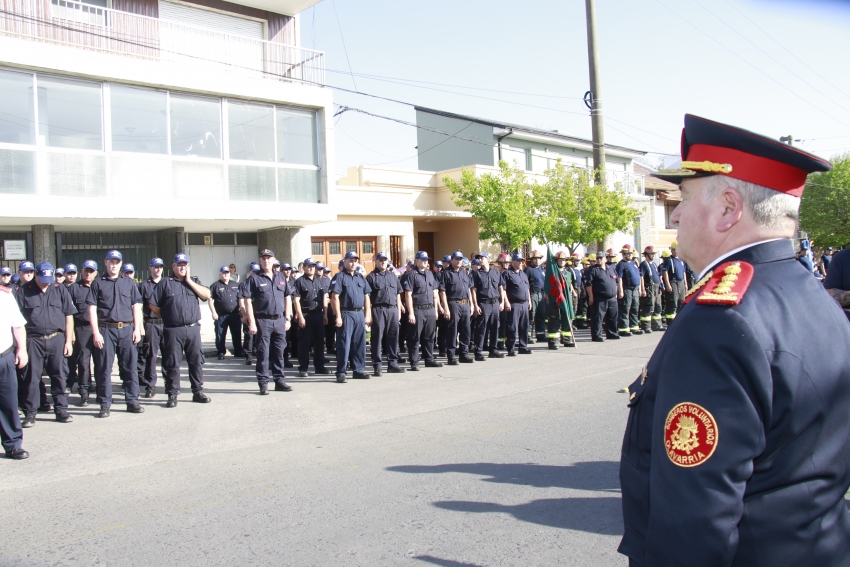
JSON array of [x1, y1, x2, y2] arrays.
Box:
[[665, 402, 718, 467]]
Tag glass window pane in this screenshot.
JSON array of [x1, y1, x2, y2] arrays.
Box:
[[171, 95, 221, 158], [278, 168, 320, 203], [212, 233, 234, 245], [187, 233, 209, 246], [0, 70, 35, 145], [311, 242, 323, 256], [228, 101, 274, 161], [236, 232, 257, 245], [328, 242, 340, 255], [0, 149, 36, 194], [37, 76, 102, 150], [276, 107, 317, 165], [346, 241, 357, 253], [229, 165, 276, 201], [111, 85, 167, 154], [362, 241, 373, 254]]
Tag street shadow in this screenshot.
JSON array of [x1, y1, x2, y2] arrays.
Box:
[[413, 556, 484, 567], [387, 461, 620, 492], [433, 497, 622, 535]]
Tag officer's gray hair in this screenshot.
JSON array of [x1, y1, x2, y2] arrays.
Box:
[[702, 175, 800, 229]]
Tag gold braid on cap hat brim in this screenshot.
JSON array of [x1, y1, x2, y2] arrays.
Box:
[[680, 161, 733, 174]]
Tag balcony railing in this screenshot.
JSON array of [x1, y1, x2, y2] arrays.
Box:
[[0, 0, 325, 86]]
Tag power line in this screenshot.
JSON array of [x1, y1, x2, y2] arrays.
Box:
[[329, 0, 357, 92]]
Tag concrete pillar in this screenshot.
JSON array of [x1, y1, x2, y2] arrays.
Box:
[[32, 225, 55, 265], [258, 227, 299, 266], [155, 227, 184, 268]]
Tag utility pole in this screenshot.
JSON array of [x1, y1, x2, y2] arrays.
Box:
[[585, 0, 606, 184], [779, 135, 794, 146]]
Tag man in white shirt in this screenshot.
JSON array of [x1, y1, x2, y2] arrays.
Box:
[[0, 286, 29, 459]]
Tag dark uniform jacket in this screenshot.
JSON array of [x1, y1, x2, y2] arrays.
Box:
[[150, 277, 203, 326], [442, 267, 473, 300], [138, 278, 161, 320], [619, 240, 850, 567], [331, 270, 371, 310], [244, 272, 290, 317], [16, 281, 76, 335], [66, 282, 94, 326], [293, 275, 327, 312], [209, 279, 240, 315], [88, 275, 141, 323], [585, 264, 618, 299], [366, 270, 400, 306], [639, 260, 661, 287], [402, 269, 440, 306], [523, 265, 544, 293], [660, 256, 686, 282], [472, 268, 503, 301], [503, 267, 530, 303], [616, 260, 641, 289]]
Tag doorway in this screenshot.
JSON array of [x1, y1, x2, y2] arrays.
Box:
[[417, 232, 434, 262]]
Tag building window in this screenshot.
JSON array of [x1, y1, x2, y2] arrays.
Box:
[[278, 168, 320, 203], [37, 76, 102, 150], [328, 241, 340, 255], [111, 85, 168, 154], [0, 70, 35, 145], [236, 232, 257, 245], [276, 107, 317, 165], [187, 233, 211, 245], [345, 241, 357, 253], [212, 233, 234, 245], [311, 242, 324, 256], [227, 101, 274, 162], [228, 164, 276, 201], [361, 241, 373, 255], [170, 94, 221, 159]]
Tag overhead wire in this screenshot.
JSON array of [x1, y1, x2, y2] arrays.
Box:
[[329, 0, 357, 91]]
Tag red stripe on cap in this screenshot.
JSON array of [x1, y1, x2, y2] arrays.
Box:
[[686, 144, 808, 197]]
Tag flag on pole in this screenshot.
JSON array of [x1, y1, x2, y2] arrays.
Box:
[[544, 243, 575, 321]]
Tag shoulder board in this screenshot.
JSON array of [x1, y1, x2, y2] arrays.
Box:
[[683, 271, 713, 304], [695, 261, 754, 306]]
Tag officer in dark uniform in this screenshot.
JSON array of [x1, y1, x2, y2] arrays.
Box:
[[403, 251, 443, 371], [495, 253, 510, 349], [149, 253, 211, 407], [434, 254, 451, 357], [16, 263, 76, 426], [209, 265, 243, 360], [821, 246, 834, 276], [62, 264, 77, 287], [238, 262, 261, 365], [619, 114, 850, 567], [397, 260, 414, 357], [54, 267, 65, 285], [1, 281, 28, 459], [638, 246, 663, 333], [122, 264, 135, 279], [136, 257, 164, 398], [523, 250, 546, 343], [440, 250, 475, 364], [585, 253, 619, 342], [470, 251, 505, 360], [616, 244, 644, 336], [660, 240, 686, 327], [317, 263, 336, 357], [292, 258, 330, 377], [65, 261, 97, 403], [87, 250, 144, 418], [0, 266, 11, 288], [365, 252, 404, 376], [244, 250, 293, 395], [503, 254, 532, 356], [330, 251, 371, 382], [14, 260, 51, 413]]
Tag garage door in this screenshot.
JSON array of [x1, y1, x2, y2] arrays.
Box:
[[159, 1, 265, 39]]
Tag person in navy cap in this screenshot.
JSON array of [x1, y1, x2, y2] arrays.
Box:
[[402, 251, 443, 371], [365, 252, 405, 376], [279, 262, 297, 370], [470, 251, 506, 360], [619, 114, 850, 567], [316, 262, 336, 358], [15, 261, 35, 296], [0, 267, 12, 288], [237, 263, 261, 365], [149, 253, 211, 407], [292, 258, 330, 377], [502, 253, 532, 355], [87, 250, 144, 418], [523, 250, 546, 344], [0, 277, 29, 459], [439, 250, 475, 365], [434, 254, 452, 358], [135, 257, 165, 398], [63, 264, 78, 287], [244, 249, 293, 394], [330, 250, 372, 382], [616, 244, 644, 337], [820, 246, 834, 277], [209, 265, 243, 361], [65, 260, 98, 402], [121, 264, 135, 280], [53, 267, 65, 285]]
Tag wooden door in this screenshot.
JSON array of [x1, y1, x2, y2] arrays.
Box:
[[311, 237, 376, 275], [389, 235, 401, 268], [418, 232, 434, 262]]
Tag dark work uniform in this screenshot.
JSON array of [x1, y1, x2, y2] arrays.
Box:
[[238, 278, 254, 360], [497, 268, 509, 344], [472, 267, 503, 355], [89, 275, 142, 408], [209, 278, 242, 357], [616, 259, 642, 335], [16, 281, 75, 417], [137, 277, 164, 391], [402, 268, 441, 365], [366, 269, 401, 372], [0, 288, 24, 453], [823, 248, 850, 322], [434, 270, 448, 356], [660, 255, 686, 325], [150, 277, 205, 395], [293, 274, 328, 373], [619, 240, 850, 567], [638, 260, 662, 331], [331, 270, 371, 378], [245, 271, 291, 386], [503, 267, 530, 352], [398, 271, 411, 355], [574, 265, 589, 328], [442, 267, 474, 359], [524, 264, 546, 341], [66, 281, 95, 395], [585, 264, 618, 340]]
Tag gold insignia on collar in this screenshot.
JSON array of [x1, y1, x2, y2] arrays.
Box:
[[680, 160, 734, 174], [683, 270, 712, 304], [696, 261, 755, 306]]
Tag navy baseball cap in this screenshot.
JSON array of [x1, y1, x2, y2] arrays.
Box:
[[375, 252, 389, 261], [122, 263, 135, 273], [219, 266, 230, 273], [105, 250, 122, 261], [173, 253, 189, 264], [316, 262, 326, 270], [416, 251, 430, 261], [344, 250, 359, 260], [451, 250, 464, 260], [827, 246, 834, 251], [511, 253, 523, 261], [303, 258, 317, 266], [442, 255, 451, 263], [11, 274, 20, 284], [475, 252, 490, 259], [406, 260, 414, 267], [149, 257, 164, 267], [250, 263, 261, 272], [64, 263, 78, 273], [0, 267, 11, 276], [281, 263, 292, 270], [35, 262, 55, 284], [434, 261, 443, 267], [55, 267, 65, 276], [338, 260, 345, 268], [18, 261, 34, 272], [259, 249, 274, 257], [471, 259, 480, 266], [82, 260, 98, 271], [273, 259, 281, 267]]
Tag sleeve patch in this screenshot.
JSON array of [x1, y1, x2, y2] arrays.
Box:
[[664, 402, 719, 467], [695, 261, 754, 306]]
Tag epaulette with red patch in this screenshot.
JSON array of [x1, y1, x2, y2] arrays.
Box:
[[692, 261, 754, 306]]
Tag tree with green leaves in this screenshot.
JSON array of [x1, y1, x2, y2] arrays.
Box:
[[800, 153, 850, 248], [443, 161, 538, 250], [534, 160, 639, 253]]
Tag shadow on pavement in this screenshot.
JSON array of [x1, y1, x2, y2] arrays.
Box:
[[413, 555, 485, 567], [433, 496, 622, 534], [387, 461, 621, 492]]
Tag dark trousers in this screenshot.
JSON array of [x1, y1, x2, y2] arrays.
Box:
[[639, 282, 663, 330], [242, 322, 254, 357], [298, 312, 327, 371], [618, 286, 641, 334], [0, 350, 23, 453], [285, 326, 297, 365], [574, 289, 588, 328], [529, 291, 546, 339], [498, 309, 508, 341], [336, 310, 366, 377], [137, 321, 163, 390], [507, 302, 529, 351], [590, 296, 618, 339], [21, 334, 67, 417], [255, 317, 286, 386], [162, 325, 205, 395], [436, 316, 448, 354], [664, 279, 686, 323], [370, 305, 400, 370], [67, 325, 93, 393], [92, 325, 139, 408], [408, 306, 437, 363], [474, 301, 500, 354], [325, 317, 336, 353], [215, 311, 242, 356], [446, 301, 472, 357]]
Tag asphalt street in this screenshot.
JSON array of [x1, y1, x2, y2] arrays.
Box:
[[1, 327, 657, 566]]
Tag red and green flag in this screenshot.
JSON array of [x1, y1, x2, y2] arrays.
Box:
[[544, 243, 575, 321]]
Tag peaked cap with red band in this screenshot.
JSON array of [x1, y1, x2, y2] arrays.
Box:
[[654, 115, 832, 197]]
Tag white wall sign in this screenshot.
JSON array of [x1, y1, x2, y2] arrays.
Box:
[[3, 240, 26, 261]]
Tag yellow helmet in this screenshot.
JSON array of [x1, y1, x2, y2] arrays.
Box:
[[670, 240, 678, 249], [661, 250, 671, 258], [587, 253, 597, 261]]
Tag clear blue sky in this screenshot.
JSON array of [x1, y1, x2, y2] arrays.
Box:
[[302, 0, 850, 174]]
